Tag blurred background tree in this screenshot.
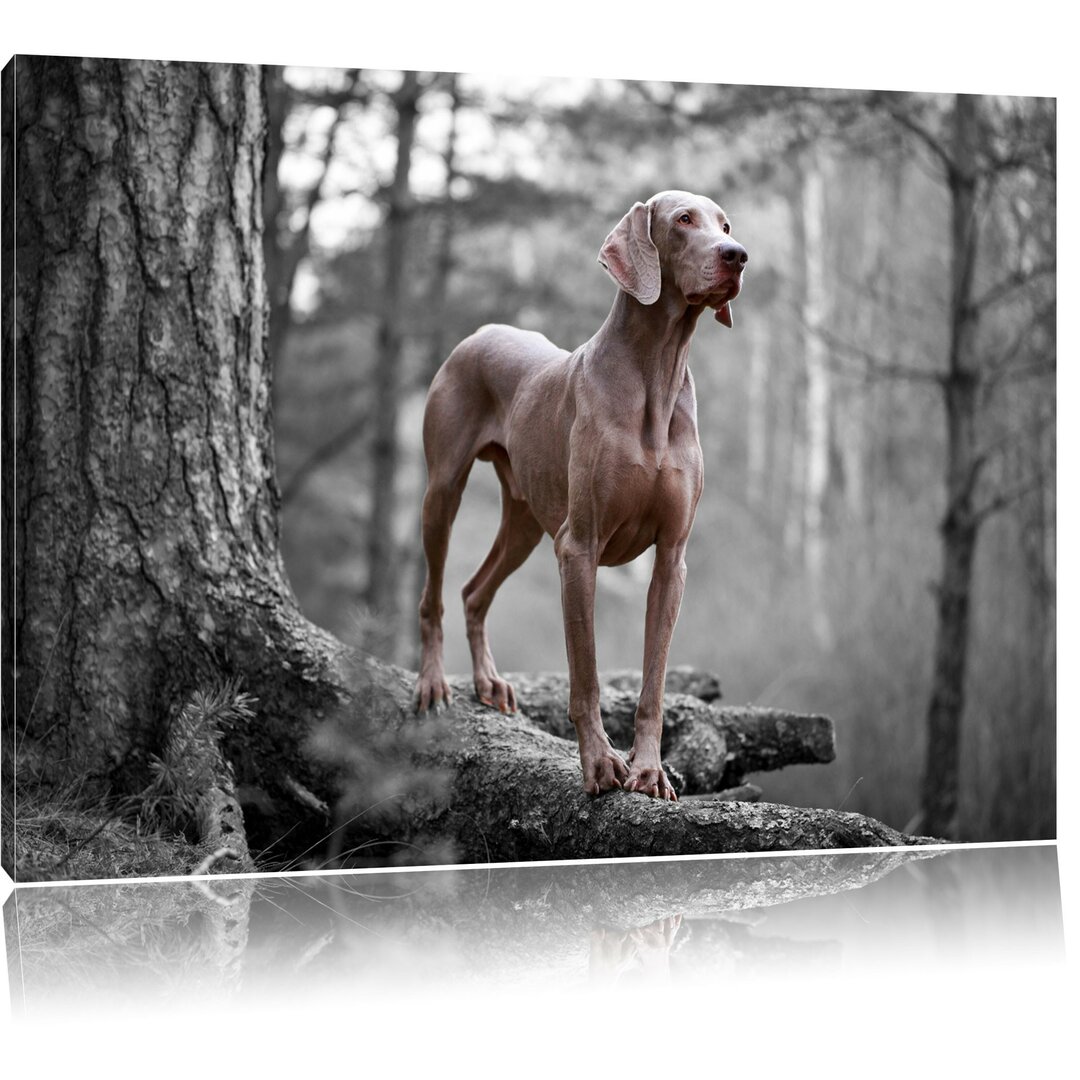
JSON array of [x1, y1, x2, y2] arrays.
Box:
[[264, 69, 1055, 843]]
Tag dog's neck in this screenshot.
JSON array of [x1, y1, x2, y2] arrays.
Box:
[[592, 287, 705, 456]]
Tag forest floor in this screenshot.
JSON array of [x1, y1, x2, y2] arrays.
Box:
[[6, 782, 198, 882]]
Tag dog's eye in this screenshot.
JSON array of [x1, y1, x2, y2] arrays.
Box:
[[722, 222, 731, 234], [678, 213, 692, 224]]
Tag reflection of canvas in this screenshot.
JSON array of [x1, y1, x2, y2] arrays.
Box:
[[6, 55, 1055, 886], [5, 846, 1065, 1003]]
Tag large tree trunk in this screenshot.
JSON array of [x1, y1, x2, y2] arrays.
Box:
[[919, 94, 983, 839], [834, 155, 879, 528], [262, 63, 291, 376], [402, 73, 462, 667], [363, 70, 421, 654], [11, 58, 345, 837], [745, 315, 769, 511], [800, 150, 833, 648], [781, 169, 807, 562], [263, 67, 361, 384], [2, 61, 16, 832]]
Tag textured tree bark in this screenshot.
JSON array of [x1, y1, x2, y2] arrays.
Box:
[[2, 60, 16, 816], [310, 662, 932, 864], [11, 58, 346, 823], [262, 64, 290, 375], [1, 60, 17, 869], [489, 671, 835, 794], [919, 95, 983, 840]]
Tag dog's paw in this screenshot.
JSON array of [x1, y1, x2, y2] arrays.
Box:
[[414, 671, 452, 713], [625, 763, 679, 802], [474, 671, 518, 714], [581, 747, 630, 795]]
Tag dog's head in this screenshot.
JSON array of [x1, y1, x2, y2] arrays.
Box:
[[598, 190, 747, 327]]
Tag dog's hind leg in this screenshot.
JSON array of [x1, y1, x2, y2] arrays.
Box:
[[414, 401, 478, 711]]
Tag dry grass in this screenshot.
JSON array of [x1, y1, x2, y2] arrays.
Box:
[[7, 779, 198, 882], [6, 679, 256, 883]]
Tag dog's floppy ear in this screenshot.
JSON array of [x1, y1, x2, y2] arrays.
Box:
[[598, 201, 661, 305]]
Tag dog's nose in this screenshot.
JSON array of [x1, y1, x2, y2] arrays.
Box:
[[719, 240, 748, 269]]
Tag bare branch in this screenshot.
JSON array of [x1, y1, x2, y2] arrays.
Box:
[[285, 76, 369, 112], [982, 142, 1056, 181], [280, 413, 369, 505], [811, 325, 944, 384], [974, 261, 1056, 311], [271, 68, 363, 321], [981, 299, 1057, 392], [987, 359, 1056, 386], [973, 477, 1045, 525], [294, 69, 362, 221], [624, 79, 679, 115], [669, 83, 837, 131], [974, 427, 1039, 473], [875, 97, 954, 174]]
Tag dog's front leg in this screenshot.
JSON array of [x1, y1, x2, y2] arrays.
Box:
[[627, 543, 685, 801], [555, 527, 630, 795]]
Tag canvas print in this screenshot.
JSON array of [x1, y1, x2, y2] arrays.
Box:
[[2, 58, 1056, 881]]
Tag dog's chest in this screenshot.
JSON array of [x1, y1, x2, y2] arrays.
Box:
[[593, 439, 702, 565]]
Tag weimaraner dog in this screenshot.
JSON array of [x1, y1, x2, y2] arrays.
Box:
[[414, 190, 747, 800]]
